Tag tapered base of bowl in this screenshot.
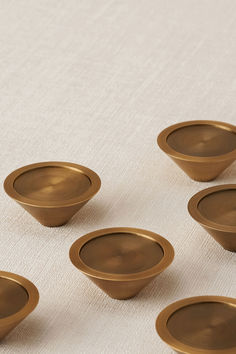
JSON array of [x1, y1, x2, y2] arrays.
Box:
[[18, 201, 87, 227], [202, 226, 236, 252], [0, 319, 23, 341], [88, 275, 156, 300], [170, 157, 234, 182]]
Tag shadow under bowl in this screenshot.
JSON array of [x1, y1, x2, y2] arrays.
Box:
[[156, 295, 236, 354], [69, 227, 174, 300], [157, 120, 236, 182], [4, 161, 101, 227], [0, 271, 39, 341], [188, 184, 236, 252]]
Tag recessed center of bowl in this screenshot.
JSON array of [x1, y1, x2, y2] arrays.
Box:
[[167, 125, 236, 157], [0, 278, 29, 319], [13, 166, 91, 202], [198, 189, 236, 226], [167, 302, 236, 350], [79, 233, 164, 274]]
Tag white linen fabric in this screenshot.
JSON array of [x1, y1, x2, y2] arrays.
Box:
[[0, 1, 235, 353]]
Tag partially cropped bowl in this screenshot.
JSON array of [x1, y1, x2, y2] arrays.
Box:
[[4, 161, 101, 227], [156, 295, 236, 354], [157, 120, 236, 181], [188, 184, 236, 252], [69, 227, 174, 300], [0, 271, 39, 340]]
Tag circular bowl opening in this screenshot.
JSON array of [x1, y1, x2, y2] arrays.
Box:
[[70, 228, 174, 281], [167, 124, 236, 157], [14, 166, 91, 202], [79, 232, 164, 274], [167, 302, 236, 350], [4, 162, 101, 207], [156, 296, 236, 353], [158, 121, 236, 161]]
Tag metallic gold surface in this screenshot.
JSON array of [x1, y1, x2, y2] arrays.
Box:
[[0, 278, 28, 319], [80, 232, 164, 274], [4, 162, 101, 227], [198, 189, 236, 226], [156, 296, 236, 354], [188, 184, 236, 252], [167, 124, 236, 157], [14, 166, 91, 202], [157, 121, 236, 181], [0, 271, 39, 341], [70, 227, 174, 300]]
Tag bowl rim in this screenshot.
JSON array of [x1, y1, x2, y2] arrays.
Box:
[[0, 271, 39, 326], [156, 295, 236, 354], [69, 227, 175, 281], [188, 184, 236, 233], [4, 161, 101, 208], [157, 120, 236, 162]]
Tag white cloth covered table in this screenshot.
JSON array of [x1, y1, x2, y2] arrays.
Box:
[[0, 1, 235, 353]]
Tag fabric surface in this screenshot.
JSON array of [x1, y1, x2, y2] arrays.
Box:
[[0, 0, 236, 353]]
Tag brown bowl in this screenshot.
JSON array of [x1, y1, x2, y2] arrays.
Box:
[[69, 227, 174, 300], [4, 161, 101, 227], [156, 295, 236, 354], [0, 271, 39, 340], [157, 120, 236, 181], [188, 184, 236, 252]]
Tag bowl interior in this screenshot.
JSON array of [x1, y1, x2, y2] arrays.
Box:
[[0, 277, 29, 319], [13, 166, 91, 202], [167, 301, 236, 350], [167, 124, 236, 157], [80, 232, 164, 274], [198, 189, 236, 227]]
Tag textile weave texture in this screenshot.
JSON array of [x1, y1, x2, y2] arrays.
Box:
[[0, 0, 235, 353]]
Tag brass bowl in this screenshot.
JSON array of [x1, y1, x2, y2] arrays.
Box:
[[156, 295, 236, 354], [69, 227, 174, 300], [0, 271, 39, 341], [157, 120, 236, 181], [188, 184, 236, 252], [4, 161, 101, 227]]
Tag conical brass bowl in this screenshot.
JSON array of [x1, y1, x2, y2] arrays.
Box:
[[0, 271, 39, 341], [156, 295, 236, 354], [188, 184, 236, 252], [69, 227, 174, 300], [157, 120, 236, 182], [4, 161, 101, 227]]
